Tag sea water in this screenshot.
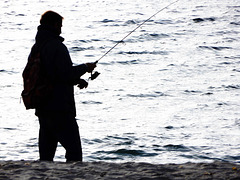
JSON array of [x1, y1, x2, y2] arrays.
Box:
[[0, 0, 240, 164]]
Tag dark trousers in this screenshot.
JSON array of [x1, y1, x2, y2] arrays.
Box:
[[38, 113, 82, 161]]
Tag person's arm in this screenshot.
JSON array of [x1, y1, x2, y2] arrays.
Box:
[[53, 43, 96, 84]]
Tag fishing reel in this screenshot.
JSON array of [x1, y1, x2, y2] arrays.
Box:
[[90, 71, 100, 80], [77, 71, 100, 89]]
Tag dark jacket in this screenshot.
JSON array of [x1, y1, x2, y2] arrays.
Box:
[[33, 25, 87, 117]]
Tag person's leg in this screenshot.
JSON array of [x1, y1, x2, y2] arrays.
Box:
[[57, 114, 82, 161], [38, 116, 58, 161]]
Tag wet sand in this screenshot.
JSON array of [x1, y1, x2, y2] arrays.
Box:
[[0, 160, 240, 179]]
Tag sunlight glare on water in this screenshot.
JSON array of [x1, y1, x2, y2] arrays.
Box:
[[0, 0, 240, 163]]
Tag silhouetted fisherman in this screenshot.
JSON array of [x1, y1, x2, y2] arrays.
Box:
[[30, 11, 96, 161]]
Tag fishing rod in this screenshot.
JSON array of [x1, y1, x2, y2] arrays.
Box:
[[90, 0, 179, 80]]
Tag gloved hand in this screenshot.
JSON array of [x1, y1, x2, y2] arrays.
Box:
[[77, 79, 88, 89], [85, 62, 97, 73]]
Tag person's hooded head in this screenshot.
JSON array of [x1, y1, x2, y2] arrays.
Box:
[[40, 11, 63, 35]]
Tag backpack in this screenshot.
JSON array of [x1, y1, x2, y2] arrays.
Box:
[[21, 43, 53, 109]]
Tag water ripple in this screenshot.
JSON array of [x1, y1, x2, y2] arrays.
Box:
[[127, 92, 166, 98], [198, 46, 232, 51], [95, 149, 158, 157], [117, 50, 168, 55]]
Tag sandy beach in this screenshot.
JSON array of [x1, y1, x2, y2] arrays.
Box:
[[0, 160, 240, 179]]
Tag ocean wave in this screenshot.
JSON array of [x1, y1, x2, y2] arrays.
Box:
[[124, 20, 138, 25], [139, 33, 170, 40], [100, 19, 115, 23], [208, 84, 240, 91], [95, 149, 158, 157], [70, 46, 95, 51], [222, 84, 240, 90], [193, 17, 216, 23], [117, 50, 168, 55], [127, 92, 167, 98], [198, 46, 232, 51], [154, 19, 174, 25], [117, 33, 170, 43], [81, 101, 102, 104], [115, 59, 139, 65], [163, 144, 191, 152], [223, 155, 240, 162], [184, 90, 202, 94], [233, 69, 240, 72], [0, 69, 17, 74], [230, 22, 240, 26]]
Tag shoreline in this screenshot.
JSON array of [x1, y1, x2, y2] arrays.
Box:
[[1, 160, 240, 179]]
